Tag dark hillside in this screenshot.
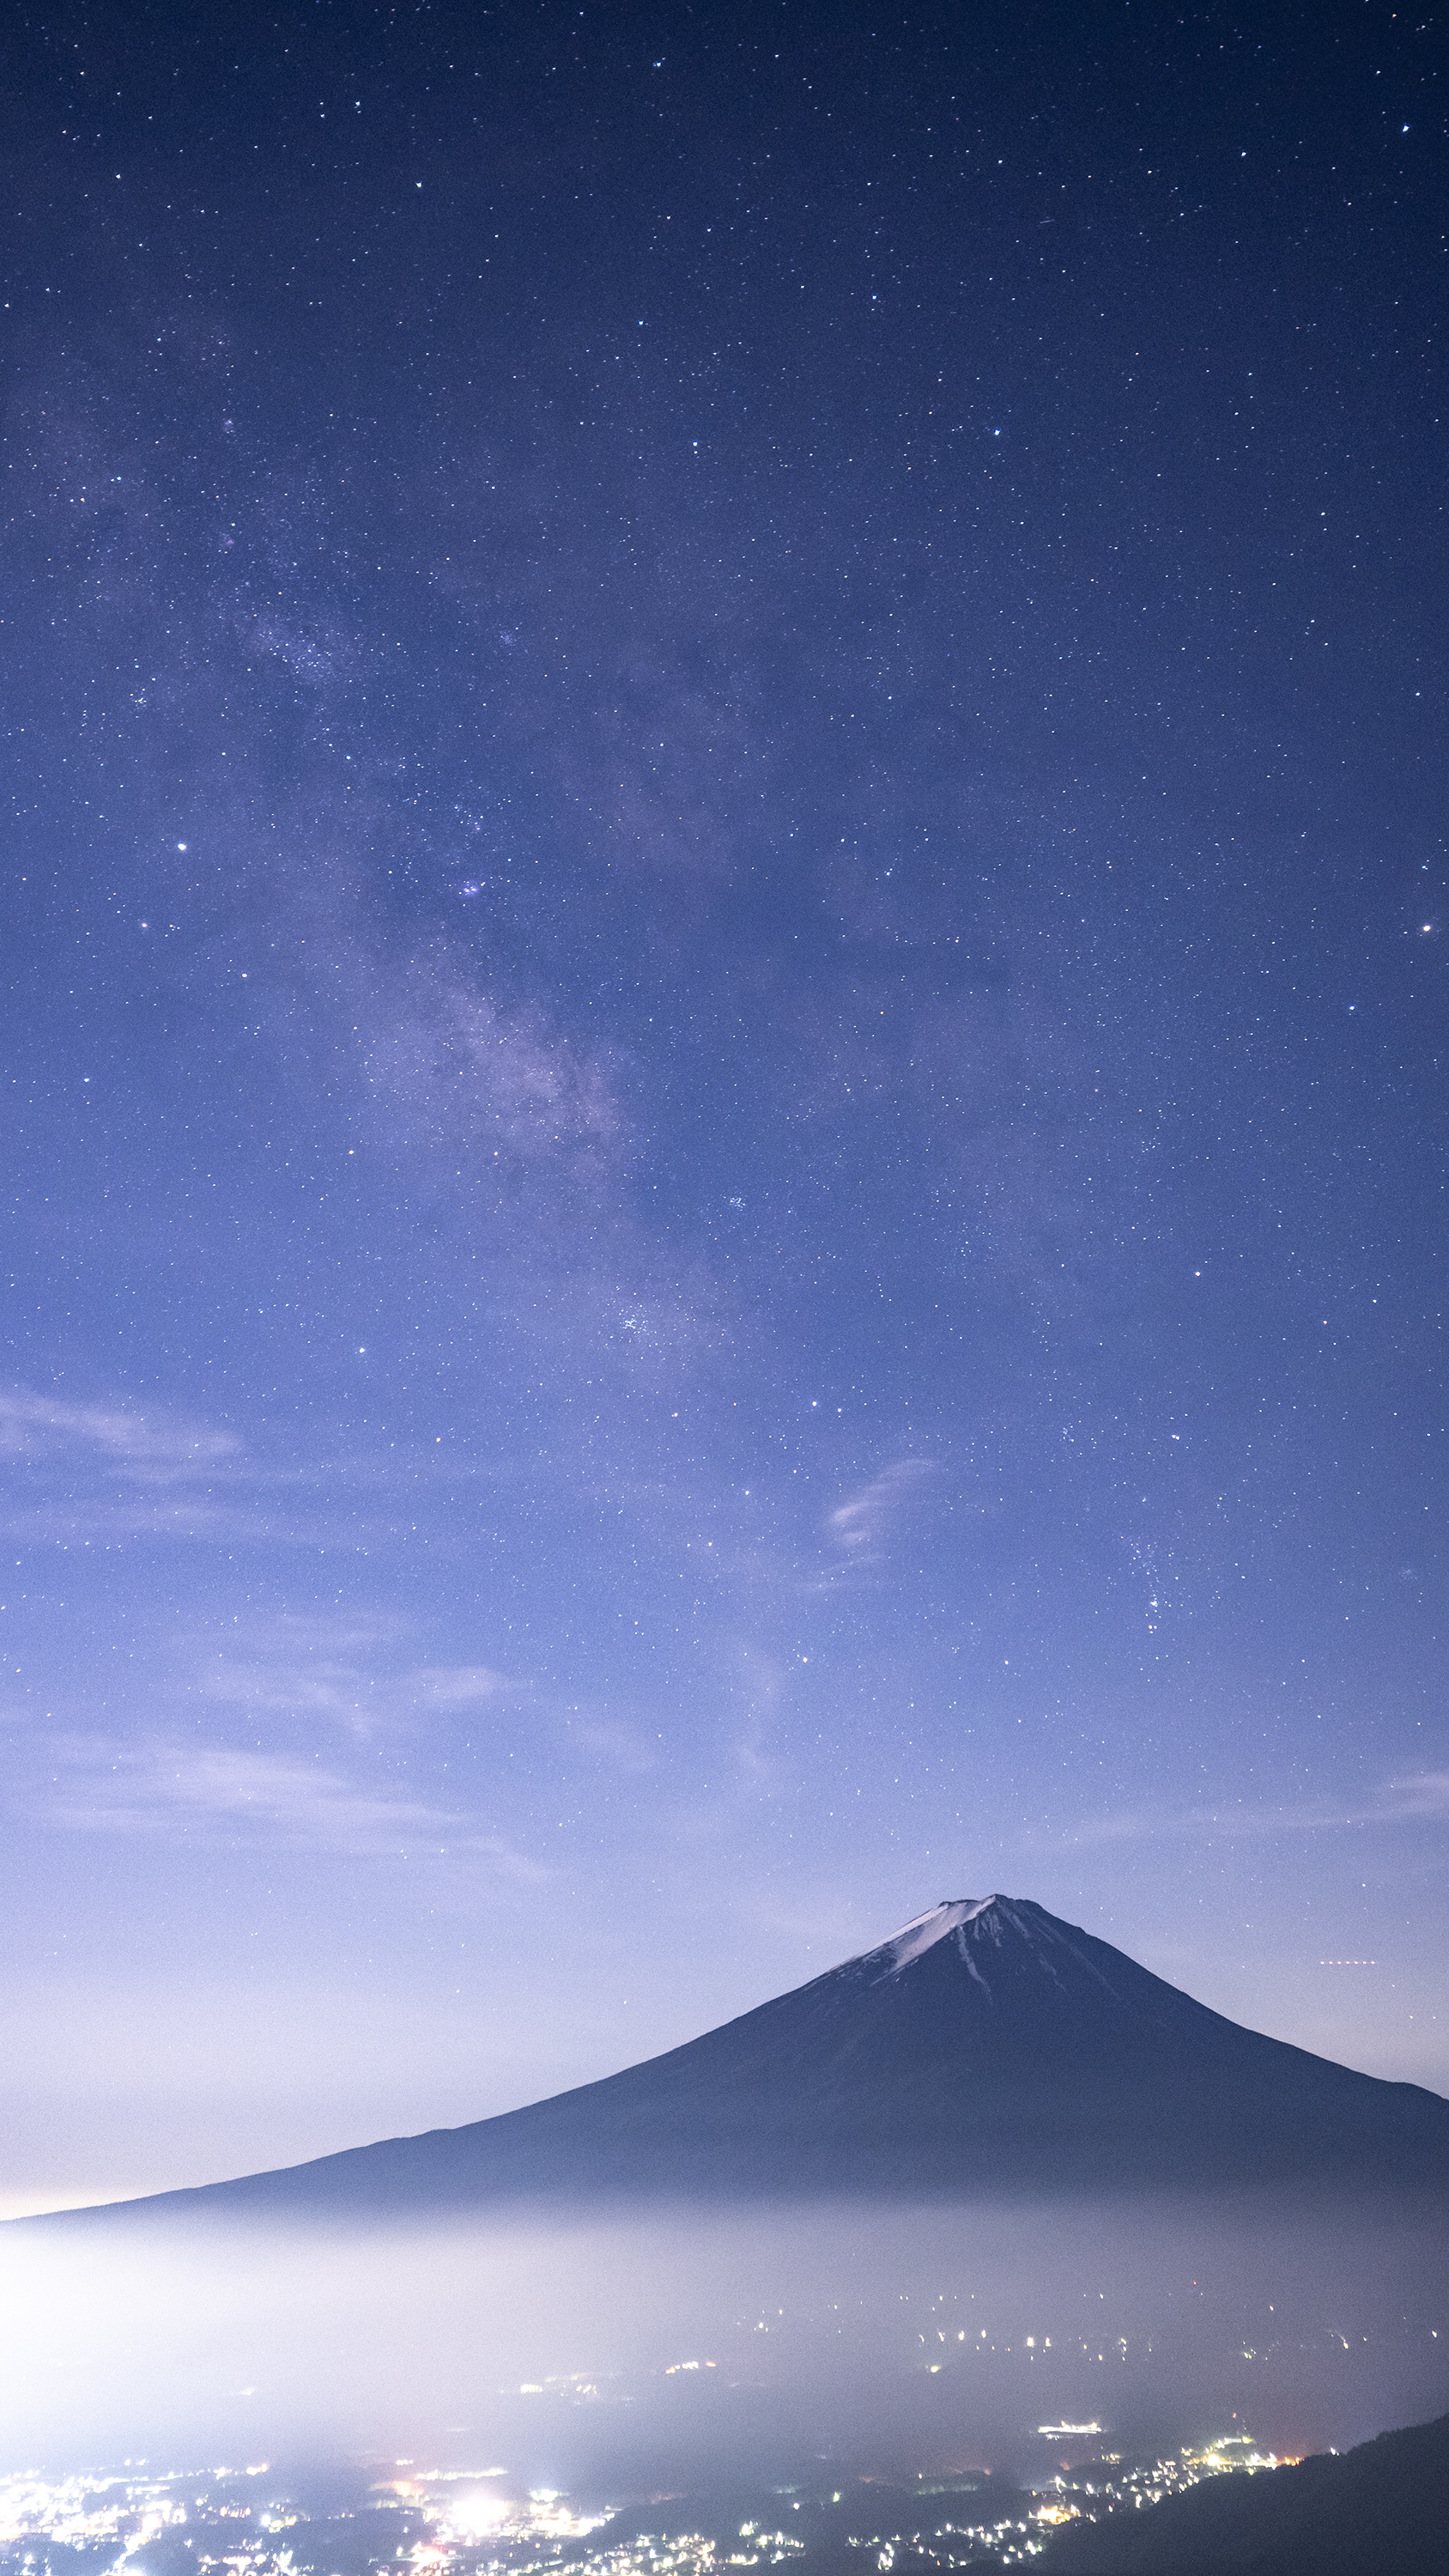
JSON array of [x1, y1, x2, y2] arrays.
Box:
[[1040, 2408, 1449, 2574]]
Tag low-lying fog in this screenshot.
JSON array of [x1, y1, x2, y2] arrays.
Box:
[[3, 2193, 1445, 2482]]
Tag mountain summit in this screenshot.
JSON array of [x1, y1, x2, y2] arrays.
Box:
[[27, 1895, 1449, 2225]]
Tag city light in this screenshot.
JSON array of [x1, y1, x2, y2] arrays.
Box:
[[0, 2433, 1300, 2576]]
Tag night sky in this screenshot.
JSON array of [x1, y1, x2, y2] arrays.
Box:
[[2, 0, 1446, 2214]]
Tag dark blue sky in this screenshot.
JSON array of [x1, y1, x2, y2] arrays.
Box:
[[1, 0, 1445, 2209]]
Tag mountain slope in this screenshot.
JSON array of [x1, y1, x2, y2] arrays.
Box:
[[24, 1896, 1449, 2224], [1040, 2407, 1449, 2573]]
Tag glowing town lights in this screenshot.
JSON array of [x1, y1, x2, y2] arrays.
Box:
[[0, 2439, 1305, 2576], [447, 2490, 510, 2536]]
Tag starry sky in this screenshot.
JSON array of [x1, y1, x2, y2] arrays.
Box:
[[1, 0, 1446, 2213]]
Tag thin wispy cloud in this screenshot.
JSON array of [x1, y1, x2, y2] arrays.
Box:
[[409, 1665, 512, 1710], [1380, 1770, 1449, 1820], [22, 1734, 544, 1869], [564, 1716, 658, 1777], [1041, 1771, 1449, 1852], [201, 1656, 512, 1733], [212, 1610, 408, 1658], [0, 1388, 520, 1553], [0, 1390, 241, 1478], [828, 1457, 938, 1558]]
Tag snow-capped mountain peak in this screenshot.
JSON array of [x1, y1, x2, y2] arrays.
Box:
[[28, 1893, 1449, 2229], [876, 1896, 994, 1971]]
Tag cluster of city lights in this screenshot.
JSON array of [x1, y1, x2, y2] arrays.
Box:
[[0, 2428, 1293, 2576]]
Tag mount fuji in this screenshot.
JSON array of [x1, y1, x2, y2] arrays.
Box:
[[25, 1896, 1449, 2226]]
